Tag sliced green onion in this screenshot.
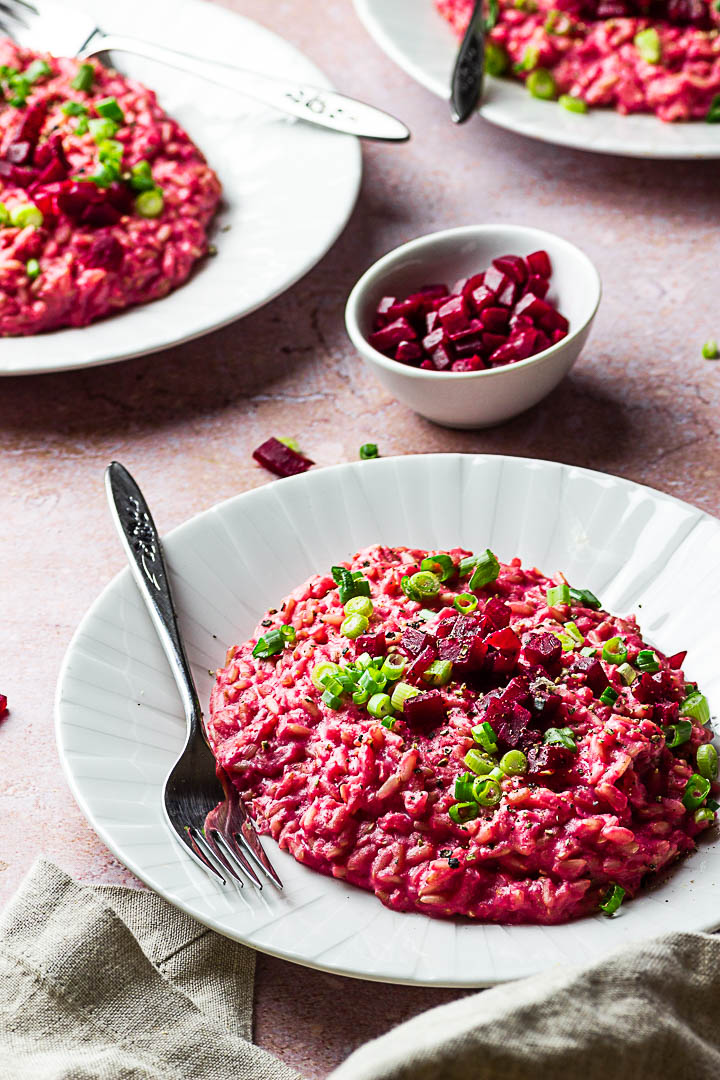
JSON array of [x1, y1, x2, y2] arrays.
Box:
[[569, 586, 601, 609], [552, 630, 576, 652], [454, 772, 476, 803], [484, 40, 509, 76], [354, 652, 374, 670], [277, 436, 299, 451], [665, 720, 692, 749], [526, 68, 557, 100], [580, 645, 598, 657], [499, 749, 528, 775], [543, 726, 577, 751], [418, 608, 436, 621], [352, 688, 370, 706], [702, 340, 719, 359], [636, 649, 660, 673], [697, 743, 718, 781], [472, 721, 498, 754], [71, 62, 94, 92], [135, 188, 164, 218], [88, 117, 119, 143], [599, 883, 625, 916], [464, 747, 495, 775], [380, 715, 396, 730], [449, 801, 478, 824], [98, 139, 124, 167], [602, 637, 627, 666], [515, 45, 540, 71], [341, 613, 369, 640], [10, 203, 43, 228], [559, 93, 587, 113], [634, 27, 661, 64], [252, 625, 294, 659], [680, 692, 710, 725], [344, 595, 373, 618], [420, 554, 455, 582], [61, 100, 88, 117], [706, 94, 720, 122], [380, 654, 406, 682], [0, 202, 8, 226], [95, 95, 124, 122], [683, 773, 712, 811], [484, 0, 500, 30], [546, 583, 571, 607], [74, 116, 89, 135], [25, 59, 52, 83], [331, 565, 371, 605], [25, 258, 40, 280], [599, 686, 619, 707], [390, 681, 420, 711], [401, 574, 421, 602], [458, 554, 479, 577], [564, 620, 584, 647], [322, 688, 343, 710], [7, 74, 29, 106], [359, 442, 379, 459], [454, 593, 478, 615], [422, 660, 453, 687], [357, 668, 386, 694], [468, 549, 500, 590], [311, 662, 342, 690], [367, 693, 393, 719], [694, 807, 716, 824], [472, 776, 502, 806], [407, 570, 441, 600], [616, 662, 637, 685], [128, 159, 156, 192]]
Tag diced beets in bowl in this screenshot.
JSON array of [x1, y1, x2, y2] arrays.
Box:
[[526, 250, 552, 278], [367, 254, 567, 373]]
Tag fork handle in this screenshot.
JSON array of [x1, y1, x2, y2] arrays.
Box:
[[82, 32, 410, 142], [105, 462, 202, 729]]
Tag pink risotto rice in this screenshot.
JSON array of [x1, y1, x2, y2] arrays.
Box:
[[208, 545, 715, 924], [437, 0, 720, 121], [0, 40, 220, 334]]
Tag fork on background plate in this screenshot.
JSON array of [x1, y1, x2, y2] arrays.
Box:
[[105, 461, 282, 892], [0, 0, 410, 141]]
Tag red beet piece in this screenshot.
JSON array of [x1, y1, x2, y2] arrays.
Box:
[[534, 331, 552, 353], [522, 632, 562, 666], [449, 614, 483, 639], [514, 293, 554, 322], [483, 597, 511, 629], [527, 744, 574, 775], [395, 340, 423, 364], [493, 255, 528, 286], [470, 285, 496, 315], [0, 160, 36, 187], [83, 232, 124, 270], [653, 700, 679, 726], [461, 272, 485, 296], [438, 635, 487, 675], [509, 329, 539, 360], [0, 694, 7, 717], [526, 250, 552, 278], [530, 688, 561, 722], [539, 309, 570, 335], [451, 355, 485, 372], [407, 644, 438, 679], [486, 626, 521, 652], [425, 310, 439, 334], [634, 671, 665, 704], [497, 279, 519, 307], [552, 329, 567, 344], [481, 332, 506, 354], [253, 437, 314, 478], [667, 650, 687, 669], [422, 327, 448, 352], [451, 326, 485, 359], [509, 313, 534, 332], [571, 655, 609, 697], [526, 274, 549, 299], [416, 284, 449, 300], [375, 296, 396, 327], [480, 307, 509, 333], [403, 689, 446, 728], [431, 343, 453, 370], [400, 626, 432, 656], [494, 702, 535, 750], [437, 294, 470, 335], [355, 630, 386, 656], [369, 317, 417, 353], [6, 140, 33, 165], [483, 264, 508, 295], [387, 297, 423, 323], [81, 203, 122, 227]]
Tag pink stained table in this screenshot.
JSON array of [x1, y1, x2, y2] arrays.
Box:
[[2, 1, 720, 1075]]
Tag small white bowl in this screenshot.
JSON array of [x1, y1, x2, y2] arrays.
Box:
[[345, 225, 601, 429]]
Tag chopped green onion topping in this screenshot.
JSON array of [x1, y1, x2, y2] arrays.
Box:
[[708, 94, 720, 123], [580, 646, 597, 657], [390, 681, 420, 711], [559, 93, 587, 113], [499, 749, 528, 775], [616, 662, 637, 686], [564, 620, 584, 647], [697, 743, 718, 781], [484, 0, 500, 30], [472, 721, 498, 754], [25, 59, 52, 84], [380, 654, 406, 682], [380, 715, 396, 730], [708, 797, 720, 812], [10, 203, 43, 228], [546, 583, 570, 607], [344, 595, 373, 618], [128, 159, 156, 192], [0, 202, 8, 226], [636, 649, 660, 673], [71, 63, 95, 92], [472, 776, 502, 806], [680, 692, 710, 725], [252, 624, 295, 659], [543, 726, 577, 751], [322, 688, 343, 710], [7, 74, 30, 106], [484, 40, 509, 76], [331, 566, 371, 605], [61, 100, 88, 117], [25, 258, 40, 280], [515, 45, 540, 72], [702, 340, 719, 359], [552, 630, 576, 652], [340, 613, 369, 640], [95, 96, 124, 122], [401, 574, 421, 602], [277, 436, 299, 451], [454, 772, 476, 803], [311, 661, 343, 690], [88, 117, 119, 143], [695, 807, 715, 824], [407, 571, 441, 600], [602, 637, 627, 666], [359, 442, 379, 459], [454, 593, 478, 615], [665, 719, 692, 749], [420, 554, 455, 582], [682, 773, 712, 811], [468, 549, 500, 590], [464, 747, 495, 775], [599, 883, 625, 916], [569, 586, 601, 609], [449, 801, 478, 824], [367, 692, 393, 719], [634, 27, 661, 64], [599, 686, 619, 707], [98, 139, 124, 168], [75, 116, 89, 135], [422, 660, 453, 687], [526, 68, 557, 100], [135, 189, 164, 218]]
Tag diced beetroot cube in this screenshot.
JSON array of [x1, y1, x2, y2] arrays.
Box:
[[6, 140, 33, 165], [438, 294, 470, 335], [483, 264, 508, 294], [80, 203, 122, 227], [407, 645, 437, 679], [451, 355, 485, 372], [479, 307, 509, 333], [438, 635, 487, 674], [431, 344, 453, 370], [538, 309, 570, 334], [395, 340, 423, 364], [483, 596, 511, 628], [400, 627, 432, 656], [0, 160, 35, 187], [416, 284, 450, 300], [497, 279, 519, 307], [653, 700, 679, 726], [451, 277, 468, 295], [356, 630, 386, 656], [422, 327, 447, 352], [461, 272, 485, 297], [0, 694, 7, 716], [369, 317, 417, 353], [253, 437, 314, 477], [450, 614, 483, 639], [514, 293, 554, 322], [527, 744, 574, 775], [420, 359, 436, 370], [493, 255, 528, 286], [481, 332, 507, 354], [526, 250, 552, 278], [469, 284, 497, 315], [425, 309, 439, 334], [634, 672, 665, 704], [530, 689, 561, 721], [488, 342, 518, 367], [387, 297, 423, 323], [403, 690, 447, 728], [451, 324, 484, 358], [486, 626, 521, 652], [534, 331, 552, 353], [494, 703, 535, 750], [374, 296, 396, 328], [551, 329, 567, 344], [448, 317, 483, 342], [508, 329, 539, 360], [571, 655, 609, 697], [525, 274, 549, 299], [522, 632, 562, 665], [509, 313, 534, 332], [667, 650, 687, 670]]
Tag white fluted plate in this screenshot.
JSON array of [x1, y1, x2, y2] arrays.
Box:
[[56, 455, 720, 987], [353, 0, 720, 159], [1, 0, 360, 375]]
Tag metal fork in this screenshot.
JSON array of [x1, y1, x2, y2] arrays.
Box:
[[0, 0, 410, 141], [105, 461, 282, 891]]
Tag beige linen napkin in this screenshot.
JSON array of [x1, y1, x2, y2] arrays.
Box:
[[0, 859, 299, 1080]]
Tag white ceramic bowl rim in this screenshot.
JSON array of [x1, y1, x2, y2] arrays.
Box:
[[345, 224, 602, 381]]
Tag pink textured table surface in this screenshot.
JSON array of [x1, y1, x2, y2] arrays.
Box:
[[2, 0, 720, 1075]]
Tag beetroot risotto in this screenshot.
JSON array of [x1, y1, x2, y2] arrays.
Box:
[[436, 0, 720, 122], [0, 40, 221, 334], [208, 545, 717, 924]]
